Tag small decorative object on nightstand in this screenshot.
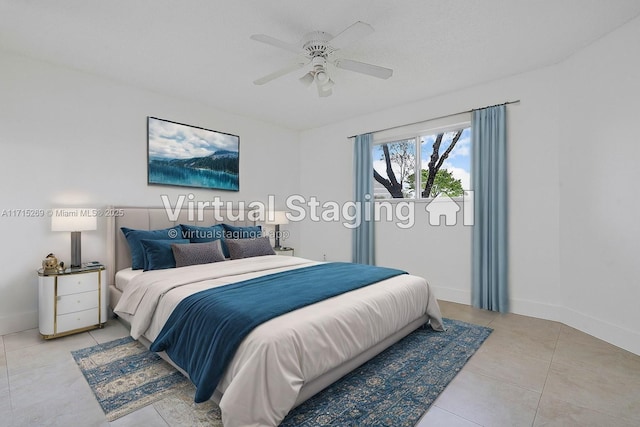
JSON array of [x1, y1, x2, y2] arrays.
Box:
[[274, 247, 294, 256], [38, 263, 107, 339]]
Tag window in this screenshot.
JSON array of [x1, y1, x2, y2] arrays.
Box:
[[373, 125, 471, 200]]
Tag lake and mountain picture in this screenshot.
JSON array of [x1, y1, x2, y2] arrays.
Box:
[[148, 117, 239, 191]]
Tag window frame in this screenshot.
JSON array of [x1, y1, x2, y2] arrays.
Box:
[[373, 120, 471, 202]]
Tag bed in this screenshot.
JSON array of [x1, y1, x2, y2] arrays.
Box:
[[106, 207, 444, 427]]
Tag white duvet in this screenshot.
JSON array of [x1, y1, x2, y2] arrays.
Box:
[[114, 256, 444, 427]]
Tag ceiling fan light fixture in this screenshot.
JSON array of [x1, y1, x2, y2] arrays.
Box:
[[299, 72, 314, 86], [316, 75, 334, 97], [317, 84, 332, 97], [315, 70, 328, 84]]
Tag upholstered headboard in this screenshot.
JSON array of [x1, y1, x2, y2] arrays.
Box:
[[106, 206, 257, 285]]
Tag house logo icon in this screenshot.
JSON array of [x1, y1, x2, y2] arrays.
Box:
[[425, 191, 474, 226], [425, 193, 460, 225]]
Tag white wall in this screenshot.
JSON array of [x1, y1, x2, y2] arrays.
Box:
[[0, 50, 300, 335], [298, 15, 640, 355], [297, 65, 562, 316], [558, 16, 640, 353]]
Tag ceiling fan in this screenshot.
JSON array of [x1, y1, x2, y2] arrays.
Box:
[[250, 21, 393, 97]]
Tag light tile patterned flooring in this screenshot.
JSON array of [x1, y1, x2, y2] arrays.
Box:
[[1, 301, 639, 426]]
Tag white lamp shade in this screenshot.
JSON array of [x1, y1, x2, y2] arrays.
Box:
[[265, 211, 290, 225], [51, 208, 97, 232]]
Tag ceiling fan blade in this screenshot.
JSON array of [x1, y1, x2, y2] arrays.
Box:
[[329, 21, 374, 49], [253, 61, 308, 85], [334, 58, 393, 79], [250, 34, 304, 55]]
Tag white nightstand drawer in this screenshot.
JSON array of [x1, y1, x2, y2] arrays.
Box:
[[56, 291, 98, 315], [57, 308, 99, 333], [57, 272, 98, 296]]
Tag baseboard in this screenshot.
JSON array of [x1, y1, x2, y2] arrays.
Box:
[[0, 310, 38, 336], [506, 297, 640, 356], [559, 308, 640, 356], [509, 298, 565, 323]]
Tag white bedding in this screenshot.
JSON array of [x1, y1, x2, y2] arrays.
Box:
[[114, 267, 143, 292], [114, 255, 444, 427]]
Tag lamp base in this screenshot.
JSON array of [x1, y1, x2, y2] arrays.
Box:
[[274, 224, 281, 249], [70, 231, 82, 268]]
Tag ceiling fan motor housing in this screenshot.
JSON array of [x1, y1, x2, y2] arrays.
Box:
[[302, 31, 336, 58]]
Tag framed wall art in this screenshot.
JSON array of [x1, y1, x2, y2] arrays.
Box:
[[147, 117, 239, 191]]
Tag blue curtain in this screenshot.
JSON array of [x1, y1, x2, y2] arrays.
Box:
[[471, 105, 508, 312], [352, 133, 375, 265]]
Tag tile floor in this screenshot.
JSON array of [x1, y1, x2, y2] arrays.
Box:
[[1, 301, 639, 426]]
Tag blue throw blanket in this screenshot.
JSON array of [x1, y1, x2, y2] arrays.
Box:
[[150, 262, 406, 402]]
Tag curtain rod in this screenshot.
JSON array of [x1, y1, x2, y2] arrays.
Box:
[[347, 100, 520, 139]]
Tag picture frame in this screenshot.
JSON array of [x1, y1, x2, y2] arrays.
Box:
[[147, 117, 239, 191]]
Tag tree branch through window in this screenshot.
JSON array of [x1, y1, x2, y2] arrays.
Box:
[[373, 128, 468, 199]]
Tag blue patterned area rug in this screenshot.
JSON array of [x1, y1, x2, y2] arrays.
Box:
[[72, 318, 491, 425], [282, 318, 492, 426], [71, 336, 210, 421]]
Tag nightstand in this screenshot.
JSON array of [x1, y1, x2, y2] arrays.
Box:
[[274, 247, 294, 256], [38, 264, 107, 339]]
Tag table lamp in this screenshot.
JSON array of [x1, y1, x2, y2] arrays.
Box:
[[51, 208, 97, 268], [266, 211, 289, 249]]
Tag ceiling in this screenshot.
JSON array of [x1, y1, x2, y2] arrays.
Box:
[[2, 1, 640, 130]]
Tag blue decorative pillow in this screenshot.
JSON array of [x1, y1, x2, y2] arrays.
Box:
[[121, 226, 182, 270], [140, 239, 189, 271], [179, 223, 228, 257], [222, 224, 262, 239]]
